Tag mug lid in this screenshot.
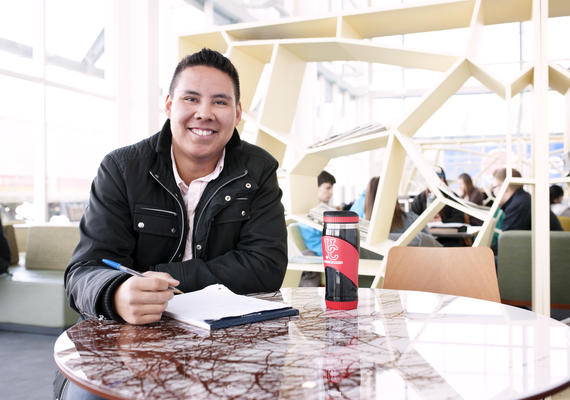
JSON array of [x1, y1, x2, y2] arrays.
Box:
[[323, 211, 359, 223]]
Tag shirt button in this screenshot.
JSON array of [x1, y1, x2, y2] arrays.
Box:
[[196, 244, 202, 251], [171, 227, 176, 233], [137, 222, 144, 229], [225, 195, 231, 201], [245, 183, 251, 189], [241, 210, 246, 216]]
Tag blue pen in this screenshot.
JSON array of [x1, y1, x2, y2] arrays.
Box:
[[101, 258, 184, 294]]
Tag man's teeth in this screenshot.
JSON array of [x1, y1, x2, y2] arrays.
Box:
[[192, 128, 214, 136]]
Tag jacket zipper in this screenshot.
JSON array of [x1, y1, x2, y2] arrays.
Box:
[[139, 207, 177, 216], [194, 169, 248, 251], [149, 171, 185, 262]]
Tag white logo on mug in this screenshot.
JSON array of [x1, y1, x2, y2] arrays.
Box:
[[323, 237, 339, 260]]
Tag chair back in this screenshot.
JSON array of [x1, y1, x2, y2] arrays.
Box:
[[558, 216, 570, 232], [383, 246, 500, 302], [25, 225, 80, 270], [497, 230, 570, 309], [287, 222, 308, 253]]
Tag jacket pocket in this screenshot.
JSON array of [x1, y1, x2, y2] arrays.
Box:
[[213, 198, 251, 225], [133, 204, 179, 237]]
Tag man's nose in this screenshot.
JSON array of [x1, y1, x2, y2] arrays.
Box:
[[195, 103, 213, 119]]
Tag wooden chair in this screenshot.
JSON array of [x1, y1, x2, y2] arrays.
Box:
[[382, 246, 500, 302]]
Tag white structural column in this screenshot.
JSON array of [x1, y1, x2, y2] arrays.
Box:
[[531, 0, 550, 316], [107, 0, 160, 146], [566, 90, 570, 155], [33, 0, 48, 222]]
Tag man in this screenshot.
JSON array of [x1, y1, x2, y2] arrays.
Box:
[[550, 184, 570, 216], [299, 170, 336, 256], [492, 168, 562, 233], [297, 170, 336, 286], [57, 48, 287, 399]]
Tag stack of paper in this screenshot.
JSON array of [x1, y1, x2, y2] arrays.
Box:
[[164, 284, 299, 330]]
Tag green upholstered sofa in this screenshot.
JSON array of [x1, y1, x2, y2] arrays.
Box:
[[0, 225, 80, 332], [497, 230, 570, 319]]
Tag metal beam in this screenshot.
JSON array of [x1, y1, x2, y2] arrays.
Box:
[[0, 36, 104, 78]]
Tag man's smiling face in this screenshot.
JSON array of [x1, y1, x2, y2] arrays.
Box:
[[166, 65, 241, 169]]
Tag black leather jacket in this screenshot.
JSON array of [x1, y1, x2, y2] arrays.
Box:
[[65, 120, 287, 321]]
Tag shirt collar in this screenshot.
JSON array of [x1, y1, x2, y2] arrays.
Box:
[[171, 146, 225, 191]]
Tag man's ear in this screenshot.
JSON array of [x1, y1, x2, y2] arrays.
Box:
[[235, 101, 242, 126], [165, 94, 172, 118]]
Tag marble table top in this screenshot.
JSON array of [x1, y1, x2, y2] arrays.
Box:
[[54, 288, 570, 399]]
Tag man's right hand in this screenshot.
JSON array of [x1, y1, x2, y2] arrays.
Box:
[[114, 272, 180, 325]]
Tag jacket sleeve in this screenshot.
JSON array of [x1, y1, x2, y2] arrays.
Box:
[[151, 167, 288, 294], [65, 154, 133, 320], [411, 192, 425, 216]]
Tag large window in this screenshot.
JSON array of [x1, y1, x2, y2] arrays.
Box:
[[0, 0, 113, 223]]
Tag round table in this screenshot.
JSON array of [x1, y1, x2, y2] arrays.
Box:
[[54, 288, 570, 399]]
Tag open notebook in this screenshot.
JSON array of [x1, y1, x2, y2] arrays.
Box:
[[164, 284, 299, 330]]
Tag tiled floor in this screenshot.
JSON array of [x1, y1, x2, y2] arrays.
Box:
[[0, 330, 58, 399]]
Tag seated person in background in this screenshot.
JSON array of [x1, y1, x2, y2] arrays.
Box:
[[348, 188, 366, 217], [457, 172, 484, 226], [492, 167, 562, 234], [298, 170, 337, 286], [458, 173, 483, 205], [363, 176, 440, 247], [0, 215, 10, 275], [299, 170, 337, 255], [550, 184, 570, 216], [411, 166, 464, 224]]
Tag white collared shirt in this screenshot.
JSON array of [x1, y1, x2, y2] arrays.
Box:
[[171, 147, 225, 260]]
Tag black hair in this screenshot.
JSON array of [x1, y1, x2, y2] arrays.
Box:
[[317, 170, 336, 187], [435, 166, 448, 185], [168, 48, 240, 104], [550, 184, 564, 204]]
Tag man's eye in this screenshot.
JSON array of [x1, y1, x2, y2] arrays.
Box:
[[184, 97, 198, 102], [214, 100, 228, 105]]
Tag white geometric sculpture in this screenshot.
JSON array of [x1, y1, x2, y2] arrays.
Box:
[[178, 0, 570, 288]]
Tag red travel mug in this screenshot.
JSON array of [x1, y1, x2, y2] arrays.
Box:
[[321, 211, 360, 310]]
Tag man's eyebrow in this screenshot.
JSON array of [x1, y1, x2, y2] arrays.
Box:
[[211, 93, 233, 101], [180, 90, 200, 96], [180, 90, 233, 101]]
